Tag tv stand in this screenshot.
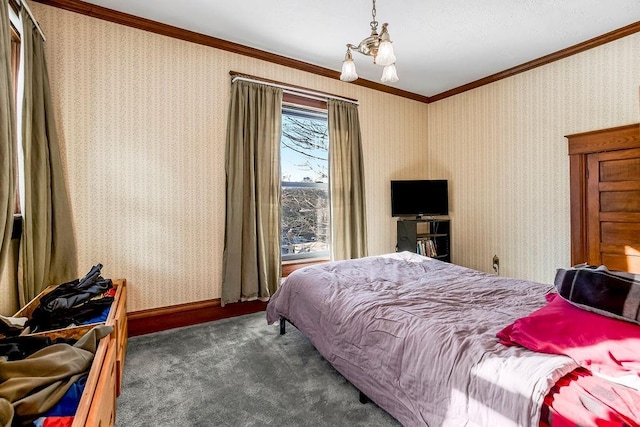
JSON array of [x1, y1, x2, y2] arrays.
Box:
[[396, 218, 450, 262]]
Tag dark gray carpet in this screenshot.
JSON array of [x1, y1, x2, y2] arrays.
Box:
[[117, 312, 400, 426]]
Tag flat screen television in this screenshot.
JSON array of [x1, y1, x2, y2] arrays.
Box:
[[391, 180, 449, 217]]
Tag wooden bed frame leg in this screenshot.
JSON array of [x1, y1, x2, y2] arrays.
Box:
[[359, 391, 369, 404], [279, 318, 286, 335]]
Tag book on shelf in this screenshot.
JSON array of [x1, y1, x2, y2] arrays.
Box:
[[417, 239, 437, 257], [428, 240, 437, 257]]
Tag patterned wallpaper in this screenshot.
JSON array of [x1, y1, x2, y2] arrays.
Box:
[[427, 33, 640, 284], [8, 4, 637, 314], [29, 3, 429, 312]]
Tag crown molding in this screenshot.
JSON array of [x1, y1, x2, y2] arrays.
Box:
[[32, 0, 640, 104], [429, 20, 640, 103], [31, 0, 430, 104]]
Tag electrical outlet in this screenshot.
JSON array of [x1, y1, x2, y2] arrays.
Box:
[[492, 255, 500, 274]]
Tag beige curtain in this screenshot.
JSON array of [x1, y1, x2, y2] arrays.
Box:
[[221, 80, 283, 306], [328, 99, 367, 260], [19, 14, 77, 305], [0, 0, 15, 274]]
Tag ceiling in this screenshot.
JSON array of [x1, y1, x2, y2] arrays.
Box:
[[79, 0, 640, 98]]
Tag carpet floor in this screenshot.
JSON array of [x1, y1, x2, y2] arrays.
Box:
[[116, 312, 400, 426]]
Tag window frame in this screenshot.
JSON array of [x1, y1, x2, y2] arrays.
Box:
[[10, 24, 20, 215], [9, 2, 23, 239], [280, 93, 330, 264]]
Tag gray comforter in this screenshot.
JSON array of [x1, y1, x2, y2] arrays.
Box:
[[266, 252, 578, 427]]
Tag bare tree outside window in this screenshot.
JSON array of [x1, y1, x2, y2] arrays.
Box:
[[281, 107, 329, 260]]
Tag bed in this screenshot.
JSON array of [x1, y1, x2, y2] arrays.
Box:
[[266, 252, 640, 427]]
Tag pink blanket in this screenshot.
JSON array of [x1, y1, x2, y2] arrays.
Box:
[[542, 368, 640, 427], [498, 293, 640, 379], [499, 293, 640, 426]]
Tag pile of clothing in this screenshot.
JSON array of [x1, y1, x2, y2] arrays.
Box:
[[0, 264, 115, 425], [0, 326, 112, 426], [27, 264, 114, 334]]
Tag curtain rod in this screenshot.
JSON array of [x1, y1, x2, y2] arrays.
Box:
[[229, 72, 359, 105], [20, 0, 46, 41]]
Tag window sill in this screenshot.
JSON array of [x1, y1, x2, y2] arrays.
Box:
[[281, 257, 330, 277]]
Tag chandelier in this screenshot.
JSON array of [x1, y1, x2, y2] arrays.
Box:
[[340, 0, 398, 84]]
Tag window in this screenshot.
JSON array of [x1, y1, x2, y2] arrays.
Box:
[[9, 4, 23, 239], [281, 104, 330, 261], [10, 23, 20, 215]]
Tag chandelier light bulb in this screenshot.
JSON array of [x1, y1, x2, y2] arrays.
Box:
[[340, 49, 358, 82], [376, 25, 396, 66], [376, 40, 395, 66], [381, 63, 399, 83]]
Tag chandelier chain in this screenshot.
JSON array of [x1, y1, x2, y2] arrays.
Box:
[[370, 0, 379, 31]]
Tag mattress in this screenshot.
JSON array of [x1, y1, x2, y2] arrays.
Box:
[[267, 252, 579, 426]]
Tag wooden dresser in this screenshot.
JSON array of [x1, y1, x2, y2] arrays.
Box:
[[13, 278, 128, 426]]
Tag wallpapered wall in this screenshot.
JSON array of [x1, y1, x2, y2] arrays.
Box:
[[14, 3, 429, 312], [428, 33, 640, 284], [3, 4, 637, 315]]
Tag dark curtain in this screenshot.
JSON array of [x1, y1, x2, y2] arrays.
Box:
[[221, 80, 283, 305], [19, 13, 77, 305], [328, 99, 368, 260], [0, 0, 16, 277]]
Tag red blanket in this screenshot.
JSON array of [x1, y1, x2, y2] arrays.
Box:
[[498, 293, 640, 425], [498, 293, 640, 378], [543, 368, 640, 427]]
